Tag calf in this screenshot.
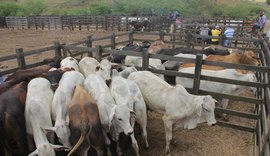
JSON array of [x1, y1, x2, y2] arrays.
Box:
[[128, 71, 216, 156], [110, 70, 148, 156], [25, 78, 66, 156], [176, 67, 257, 120], [83, 74, 134, 156], [0, 82, 28, 156], [68, 85, 105, 156], [45, 71, 84, 149]]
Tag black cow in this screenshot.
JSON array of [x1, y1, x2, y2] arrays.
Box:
[[129, 20, 150, 31]]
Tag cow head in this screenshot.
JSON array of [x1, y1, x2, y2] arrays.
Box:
[[240, 50, 259, 66], [28, 143, 68, 156], [109, 105, 135, 139], [95, 59, 112, 80], [196, 95, 217, 127], [45, 69, 64, 91], [43, 122, 72, 150]]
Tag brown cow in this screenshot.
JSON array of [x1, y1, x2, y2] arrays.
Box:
[[0, 82, 28, 156], [148, 39, 167, 54], [180, 50, 259, 71], [68, 85, 105, 156]]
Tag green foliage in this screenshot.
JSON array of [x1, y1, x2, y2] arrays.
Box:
[[22, 0, 46, 16], [0, 2, 21, 16], [89, 1, 111, 15]]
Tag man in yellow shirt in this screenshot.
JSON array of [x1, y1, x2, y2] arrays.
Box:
[[211, 25, 222, 45]]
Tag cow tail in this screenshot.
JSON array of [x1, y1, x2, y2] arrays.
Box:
[[67, 121, 91, 156]]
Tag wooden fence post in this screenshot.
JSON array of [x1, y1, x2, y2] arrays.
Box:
[[126, 16, 129, 31], [220, 34, 225, 46], [192, 54, 203, 95], [104, 16, 108, 31], [86, 35, 93, 57], [54, 42, 62, 57], [129, 31, 134, 43], [142, 50, 149, 70], [62, 43, 67, 57], [159, 31, 164, 41], [95, 45, 102, 62], [187, 32, 192, 48], [16, 48, 26, 69], [111, 32, 116, 50]]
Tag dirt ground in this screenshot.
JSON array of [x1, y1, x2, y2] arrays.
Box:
[[0, 29, 256, 156]]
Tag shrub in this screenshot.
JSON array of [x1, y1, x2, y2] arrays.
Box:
[[0, 2, 21, 16], [89, 1, 111, 15], [21, 0, 46, 16]]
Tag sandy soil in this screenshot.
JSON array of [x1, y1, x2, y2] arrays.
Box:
[[0, 29, 256, 156]]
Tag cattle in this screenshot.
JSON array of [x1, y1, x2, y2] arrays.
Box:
[[108, 41, 151, 64], [180, 50, 259, 70], [5, 68, 50, 82], [128, 71, 217, 156], [148, 39, 166, 54], [0, 82, 28, 156], [110, 70, 148, 156], [79, 57, 112, 80], [67, 85, 105, 156], [129, 20, 150, 31], [176, 67, 257, 120], [60, 57, 79, 71], [45, 71, 84, 149], [25, 78, 67, 156], [83, 74, 134, 156]]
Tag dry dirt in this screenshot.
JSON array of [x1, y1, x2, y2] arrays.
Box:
[[0, 29, 256, 156]]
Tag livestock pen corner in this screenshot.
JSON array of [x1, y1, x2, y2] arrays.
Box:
[[0, 26, 270, 155]]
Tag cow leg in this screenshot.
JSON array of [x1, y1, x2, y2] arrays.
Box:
[[130, 133, 140, 156], [221, 98, 230, 121], [136, 116, 149, 149], [162, 115, 173, 156], [102, 130, 112, 156], [171, 123, 178, 146]]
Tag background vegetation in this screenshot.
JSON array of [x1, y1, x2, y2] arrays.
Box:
[[0, 0, 269, 17]]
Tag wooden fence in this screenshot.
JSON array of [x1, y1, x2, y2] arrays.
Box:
[[3, 15, 256, 32], [0, 30, 269, 156]]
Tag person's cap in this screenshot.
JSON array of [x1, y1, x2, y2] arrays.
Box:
[[203, 24, 208, 27], [215, 25, 220, 29]]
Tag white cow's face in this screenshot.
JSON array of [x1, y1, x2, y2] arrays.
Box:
[[56, 124, 71, 149], [96, 59, 112, 80], [111, 105, 134, 136], [200, 95, 217, 126]]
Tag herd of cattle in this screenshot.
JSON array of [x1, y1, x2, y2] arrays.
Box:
[[0, 39, 260, 156]]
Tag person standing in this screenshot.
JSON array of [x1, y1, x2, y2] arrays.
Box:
[[211, 25, 222, 45], [224, 26, 235, 46], [200, 24, 210, 44]]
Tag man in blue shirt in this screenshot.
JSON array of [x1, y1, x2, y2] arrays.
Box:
[[250, 11, 267, 33], [224, 27, 235, 46]]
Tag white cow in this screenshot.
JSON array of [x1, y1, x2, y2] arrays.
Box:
[[79, 57, 112, 80], [110, 69, 148, 156], [128, 71, 217, 156], [60, 57, 79, 71], [45, 71, 84, 149], [176, 67, 257, 119], [125, 56, 165, 80], [25, 78, 66, 156], [83, 74, 134, 156]]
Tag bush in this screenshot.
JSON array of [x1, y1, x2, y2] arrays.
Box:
[[22, 0, 46, 16], [0, 2, 21, 16], [89, 1, 111, 15]]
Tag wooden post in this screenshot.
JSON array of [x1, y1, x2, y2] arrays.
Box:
[[105, 16, 108, 31], [16, 48, 26, 69], [61, 43, 67, 57], [159, 31, 164, 41], [54, 42, 62, 57], [187, 32, 192, 48], [192, 54, 203, 95], [220, 34, 225, 46], [86, 35, 93, 57], [126, 16, 129, 31], [95, 45, 102, 62], [129, 31, 133, 43], [142, 50, 149, 70], [111, 32, 116, 50]]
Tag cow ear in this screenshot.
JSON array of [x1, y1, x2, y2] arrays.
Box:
[[42, 126, 57, 133], [196, 102, 202, 117], [130, 110, 136, 126], [28, 149, 38, 156], [50, 144, 70, 151], [109, 106, 116, 128]]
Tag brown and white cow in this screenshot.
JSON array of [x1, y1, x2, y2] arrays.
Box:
[[68, 85, 105, 156]]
